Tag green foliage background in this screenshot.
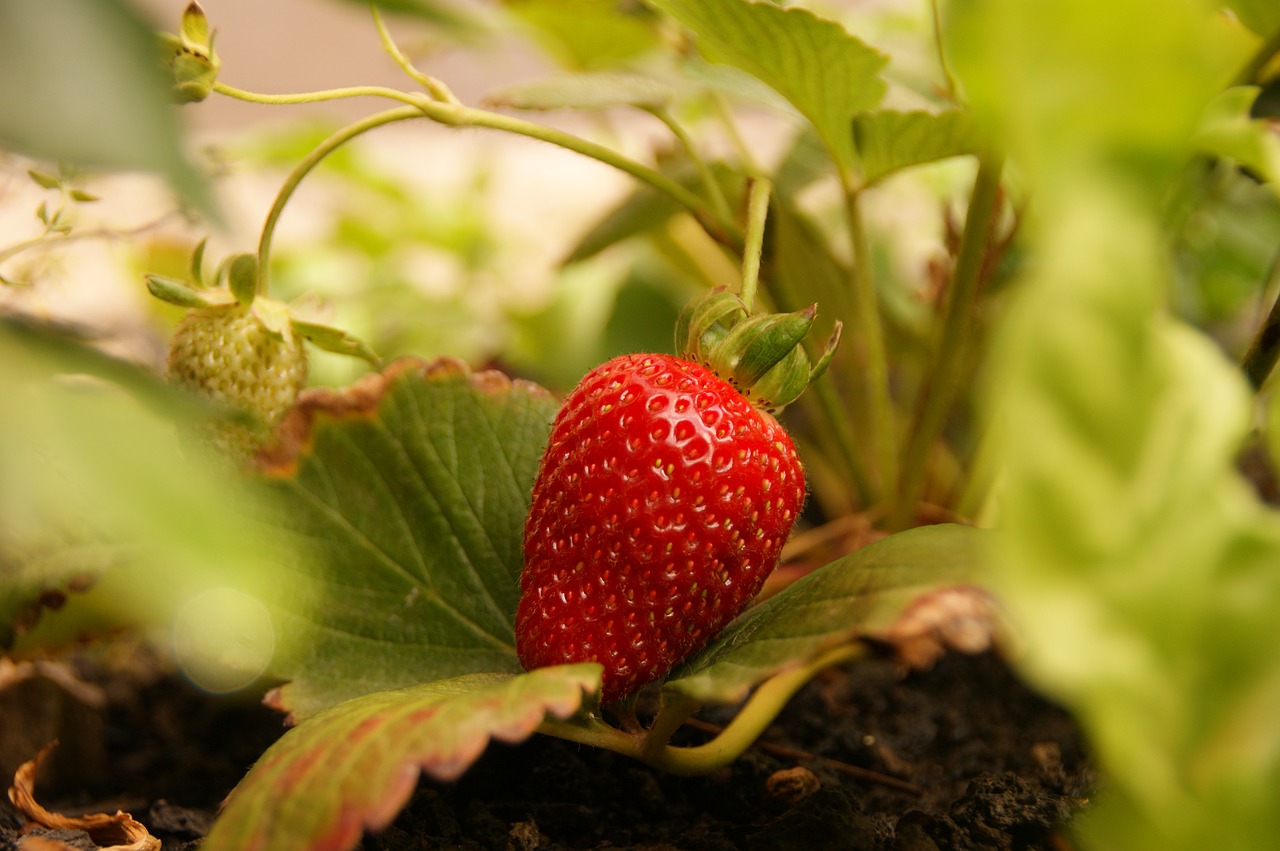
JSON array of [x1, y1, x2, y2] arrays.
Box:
[[3, 0, 1280, 848]]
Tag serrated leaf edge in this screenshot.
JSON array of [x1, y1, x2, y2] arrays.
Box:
[[207, 666, 600, 851], [253, 356, 554, 478]]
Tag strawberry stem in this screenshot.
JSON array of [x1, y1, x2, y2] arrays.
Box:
[[215, 92, 745, 286], [643, 643, 865, 775], [536, 643, 866, 776], [212, 80, 424, 109], [254, 106, 423, 296], [739, 178, 772, 313]]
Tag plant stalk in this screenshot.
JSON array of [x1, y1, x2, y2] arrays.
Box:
[[1240, 243, 1280, 389], [739, 178, 772, 312], [536, 643, 865, 776], [371, 3, 459, 103], [651, 106, 734, 228], [216, 81, 743, 258], [841, 178, 897, 505], [642, 644, 864, 775], [433, 103, 742, 251], [892, 152, 1003, 530], [254, 106, 424, 296], [213, 80, 423, 109]]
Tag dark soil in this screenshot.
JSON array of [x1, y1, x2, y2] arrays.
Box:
[[1, 649, 1092, 850]]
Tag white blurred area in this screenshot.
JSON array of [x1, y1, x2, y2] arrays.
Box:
[[0, 0, 647, 369], [0, 0, 952, 378]]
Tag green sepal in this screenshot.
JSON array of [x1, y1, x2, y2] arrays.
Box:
[[749, 346, 812, 411], [675, 288, 748, 363], [159, 2, 220, 104], [227, 253, 258, 306], [180, 0, 212, 48], [251, 296, 294, 343], [808, 321, 843, 384], [708, 305, 816, 391], [291, 319, 381, 364], [145, 274, 235, 309], [190, 237, 209, 287]]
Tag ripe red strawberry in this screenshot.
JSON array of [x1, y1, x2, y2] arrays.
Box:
[[516, 351, 808, 703]]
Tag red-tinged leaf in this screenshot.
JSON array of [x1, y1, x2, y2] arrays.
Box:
[[202, 665, 601, 851]]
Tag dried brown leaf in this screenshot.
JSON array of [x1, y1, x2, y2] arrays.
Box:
[[874, 584, 1003, 670], [7, 743, 159, 851]]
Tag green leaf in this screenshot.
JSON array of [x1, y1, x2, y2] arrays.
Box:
[[202, 665, 601, 851], [487, 71, 676, 112], [0, 318, 287, 660], [666, 524, 988, 704], [1193, 87, 1280, 189], [363, 0, 485, 35], [257, 357, 560, 721], [0, 0, 211, 217], [773, 127, 835, 195], [563, 160, 745, 264], [851, 109, 982, 186], [649, 0, 888, 171], [507, 0, 662, 70], [985, 182, 1280, 847], [946, 0, 1248, 205], [1226, 0, 1280, 38]]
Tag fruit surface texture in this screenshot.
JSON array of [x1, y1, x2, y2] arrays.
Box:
[[167, 304, 308, 460], [516, 353, 806, 703]]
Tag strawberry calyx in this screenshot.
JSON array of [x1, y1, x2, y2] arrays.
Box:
[[676, 287, 840, 411], [158, 1, 220, 103], [146, 248, 380, 363]]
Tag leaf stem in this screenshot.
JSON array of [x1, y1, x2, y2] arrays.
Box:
[[739, 178, 772, 312], [1240, 243, 1280, 389], [370, 3, 459, 103], [930, 0, 959, 103], [644, 644, 864, 775], [255, 106, 425, 295], [650, 106, 734, 228], [892, 152, 1003, 530], [841, 177, 897, 505], [709, 92, 761, 175], [436, 104, 743, 251], [537, 643, 864, 776], [213, 80, 424, 109]]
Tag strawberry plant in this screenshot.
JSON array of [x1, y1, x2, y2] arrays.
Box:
[[2, 0, 1280, 849]]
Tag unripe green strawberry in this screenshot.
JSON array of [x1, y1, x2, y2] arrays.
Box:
[[166, 303, 308, 462], [516, 352, 807, 703]]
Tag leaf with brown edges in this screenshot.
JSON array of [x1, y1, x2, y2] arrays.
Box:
[[202, 665, 601, 851], [254, 357, 561, 721]]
